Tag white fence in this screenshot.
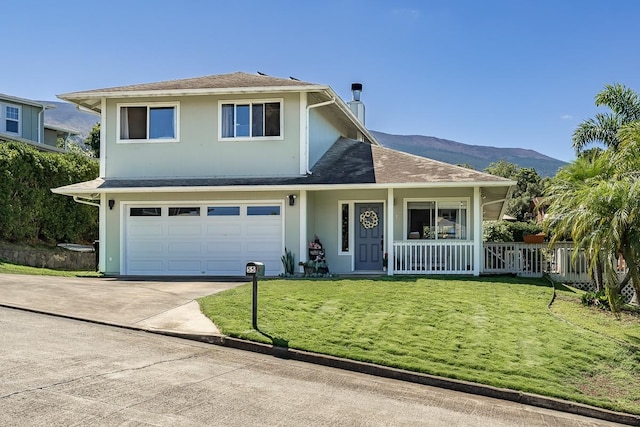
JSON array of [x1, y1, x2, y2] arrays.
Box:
[[393, 240, 635, 301]]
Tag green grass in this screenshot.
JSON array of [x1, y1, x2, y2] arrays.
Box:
[[0, 259, 101, 277], [199, 276, 640, 414]]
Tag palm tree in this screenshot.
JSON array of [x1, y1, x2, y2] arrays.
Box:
[[547, 122, 640, 310], [572, 84, 640, 154]]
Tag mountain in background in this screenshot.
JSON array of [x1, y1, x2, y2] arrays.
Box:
[[42, 101, 99, 136], [40, 101, 566, 177], [372, 131, 566, 177]]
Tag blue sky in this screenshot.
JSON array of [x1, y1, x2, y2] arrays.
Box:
[[3, 0, 639, 162]]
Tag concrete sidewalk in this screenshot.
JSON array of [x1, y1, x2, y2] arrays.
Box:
[[0, 273, 243, 334]]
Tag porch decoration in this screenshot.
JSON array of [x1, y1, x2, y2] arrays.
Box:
[[359, 210, 379, 229], [303, 235, 330, 276]]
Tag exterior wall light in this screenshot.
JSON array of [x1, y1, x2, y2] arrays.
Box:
[[288, 194, 296, 206]]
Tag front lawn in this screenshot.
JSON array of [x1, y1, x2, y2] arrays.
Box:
[[198, 276, 640, 414]]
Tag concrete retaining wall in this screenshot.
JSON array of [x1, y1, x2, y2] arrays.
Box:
[[0, 243, 96, 271]]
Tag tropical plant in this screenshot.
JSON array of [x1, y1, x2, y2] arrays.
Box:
[[545, 122, 640, 310], [280, 248, 296, 276], [572, 83, 640, 154]]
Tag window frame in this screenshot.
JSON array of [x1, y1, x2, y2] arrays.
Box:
[[116, 102, 180, 143], [403, 198, 471, 241], [217, 98, 284, 141], [2, 103, 21, 135], [338, 201, 352, 254]]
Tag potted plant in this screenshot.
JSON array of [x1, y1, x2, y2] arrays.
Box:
[[523, 232, 545, 244], [299, 261, 315, 276]]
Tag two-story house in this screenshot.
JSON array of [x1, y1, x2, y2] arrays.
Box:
[[52, 72, 514, 277]]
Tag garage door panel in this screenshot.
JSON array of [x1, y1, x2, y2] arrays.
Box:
[[205, 259, 244, 275], [167, 241, 203, 256], [127, 260, 164, 274], [204, 243, 243, 257], [205, 224, 242, 237], [128, 223, 164, 238], [128, 241, 164, 256], [167, 223, 203, 237], [125, 203, 283, 276], [167, 260, 204, 273]]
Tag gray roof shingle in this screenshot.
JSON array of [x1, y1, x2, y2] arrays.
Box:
[[61, 72, 321, 96]]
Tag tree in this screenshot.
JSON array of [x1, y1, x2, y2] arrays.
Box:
[[546, 122, 640, 311], [85, 122, 100, 157], [572, 84, 640, 154], [484, 160, 546, 220]]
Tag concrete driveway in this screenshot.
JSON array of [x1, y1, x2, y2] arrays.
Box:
[[0, 273, 246, 334]]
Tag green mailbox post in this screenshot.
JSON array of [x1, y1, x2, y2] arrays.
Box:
[[246, 261, 265, 329]]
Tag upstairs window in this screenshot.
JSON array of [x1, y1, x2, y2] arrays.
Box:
[[5, 105, 20, 134], [220, 100, 282, 139], [118, 103, 178, 142]]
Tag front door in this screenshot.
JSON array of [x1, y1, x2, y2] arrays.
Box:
[[355, 203, 384, 270]]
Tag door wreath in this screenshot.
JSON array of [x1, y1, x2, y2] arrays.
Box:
[[359, 210, 379, 229]]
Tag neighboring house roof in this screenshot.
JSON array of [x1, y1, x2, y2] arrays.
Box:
[[0, 93, 54, 109], [44, 124, 80, 135], [52, 138, 514, 219], [57, 71, 378, 145], [0, 133, 65, 153]]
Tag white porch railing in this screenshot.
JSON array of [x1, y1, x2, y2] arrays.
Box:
[[393, 240, 635, 301], [393, 240, 474, 274]]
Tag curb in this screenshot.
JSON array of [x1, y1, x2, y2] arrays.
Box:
[[2, 303, 639, 426]]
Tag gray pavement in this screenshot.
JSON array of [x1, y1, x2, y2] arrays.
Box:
[[0, 273, 243, 334], [2, 308, 621, 427], [0, 273, 637, 425]]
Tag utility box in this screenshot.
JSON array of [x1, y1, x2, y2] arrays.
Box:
[[245, 261, 265, 277]]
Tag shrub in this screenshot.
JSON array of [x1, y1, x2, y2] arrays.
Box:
[[581, 290, 611, 310], [483, 220, 543, 242], [0, 142, 99, 244]]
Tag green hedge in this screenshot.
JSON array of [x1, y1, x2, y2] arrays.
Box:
[[483, 221, 543, 242], [0, 142, 99, 244]]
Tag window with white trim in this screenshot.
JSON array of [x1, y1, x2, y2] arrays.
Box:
[[118, 103, 178, 142], [1, 103, 21, 135], [219, 100, 282, 139], [5, 106, 19, 134], [407, 200, 468, 240]]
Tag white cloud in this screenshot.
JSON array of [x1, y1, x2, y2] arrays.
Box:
[[392, 8, 421, 20], [560, 114, 573, 120]]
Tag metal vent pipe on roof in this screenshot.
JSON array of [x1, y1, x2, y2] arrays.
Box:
[[348, 82, 365, 125]]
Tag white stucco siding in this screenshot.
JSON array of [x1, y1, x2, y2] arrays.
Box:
[[103, 93, 302, 179]]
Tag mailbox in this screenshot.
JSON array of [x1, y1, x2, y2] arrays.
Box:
[[246, 261, 265, 277]]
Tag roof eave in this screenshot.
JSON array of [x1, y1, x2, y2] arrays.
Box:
[[52, 180, 515, 197], [0, 93, 54, 110], [58, 85, 329, 113]]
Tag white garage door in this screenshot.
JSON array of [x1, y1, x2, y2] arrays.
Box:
[[124, 203, 283, 276]]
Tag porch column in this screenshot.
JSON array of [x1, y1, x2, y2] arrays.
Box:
[[299, 190, 308, 274], [387, 187, 394, 276], [473, 186, 482, 276], [99, 193, 106, 273]]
